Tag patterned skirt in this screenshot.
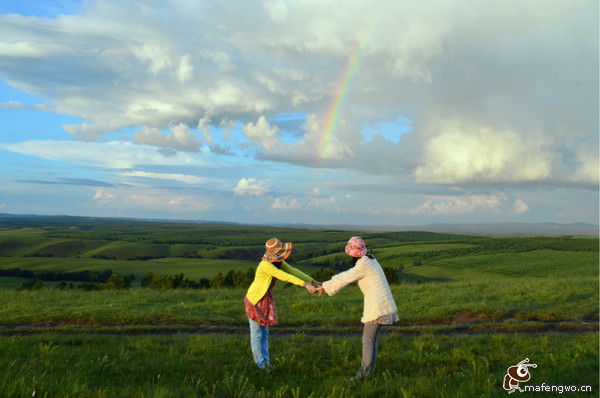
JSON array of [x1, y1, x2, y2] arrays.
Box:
[[244, 288, 278, 326], [375, 312, 400, 325]]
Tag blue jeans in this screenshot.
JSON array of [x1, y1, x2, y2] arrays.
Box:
[[248, 318, 269, 369], [361, 323, 382, 377]]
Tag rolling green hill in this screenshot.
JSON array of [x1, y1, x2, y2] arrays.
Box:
[[0, 218, 597, 289]]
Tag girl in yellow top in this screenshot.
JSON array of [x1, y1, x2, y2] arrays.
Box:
[[244, 238, 319, 371]]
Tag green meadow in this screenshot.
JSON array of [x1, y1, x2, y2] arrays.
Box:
[[0, 216, 598, 397]]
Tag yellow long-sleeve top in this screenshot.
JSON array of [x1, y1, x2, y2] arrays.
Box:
[[245, 260, 313, 305]]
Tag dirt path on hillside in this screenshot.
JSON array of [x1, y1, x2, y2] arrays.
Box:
[[1, 319, 597, 337]]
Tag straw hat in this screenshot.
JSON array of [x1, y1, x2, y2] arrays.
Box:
[[263, 238, 292, 262]]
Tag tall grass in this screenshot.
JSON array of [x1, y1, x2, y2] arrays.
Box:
[[0, 332, 596, 397]]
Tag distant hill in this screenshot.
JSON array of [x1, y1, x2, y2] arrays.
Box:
[[371, 222, 599, 237], [0, 213, 597, 236], [261, 221, 599, 237]]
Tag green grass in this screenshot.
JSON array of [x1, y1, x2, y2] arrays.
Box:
[[0, 276, 31, 289], [0, 332, 596, 397], [426, 249, 598, 277], [0, 256, 319, 285], [0, 274, 596, 328], [401, 252, 598, 283], [82, 241, 172, 260], [0, 221, 597, 397]]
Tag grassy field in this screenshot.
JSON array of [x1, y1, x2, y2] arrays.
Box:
[[0, 284, 597, 397], [1, 332, 596, 397], [0, 217, 597, 397]]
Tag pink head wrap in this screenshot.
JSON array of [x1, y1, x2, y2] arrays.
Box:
[[345, 236, 367, 257]]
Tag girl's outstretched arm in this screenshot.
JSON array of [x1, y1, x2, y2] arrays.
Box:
[[321, 262, 366, 296]]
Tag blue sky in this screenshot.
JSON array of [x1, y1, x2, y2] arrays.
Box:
[[0, 0, 598, 227]]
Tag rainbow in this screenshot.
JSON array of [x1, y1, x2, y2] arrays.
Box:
[[316, 5, 385, 164]]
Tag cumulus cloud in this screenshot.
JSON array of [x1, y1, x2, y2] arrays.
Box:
[[414, 120, 554, 184], [241, 116, 285, 153], [93, 187, 212, 212], [308, 196, 336, 207], [573, 143, 600, 185], [271, 197, 301, 210], [409, 193, 508, 215], [233, 178, 269, 196], [514, 199, 529, 214], [197, 116, 213, 145], [133, 123, 202, 152], [0, 0, 596, 189], [93, 189, 116, 204]]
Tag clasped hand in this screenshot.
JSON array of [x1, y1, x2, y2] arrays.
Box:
[[304, 281, 325, 297]]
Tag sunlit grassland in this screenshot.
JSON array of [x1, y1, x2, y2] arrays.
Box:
[[0, 256, 319, 289], [0, 221, 598, 396], [0, 273, 596, 328], [402, 250, 598, 282], [0, 332, 597, 397], [375, 242, 479, 255]]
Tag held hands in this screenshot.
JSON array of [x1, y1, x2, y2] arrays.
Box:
[[304, 282, 317, 293], [311, 280, 324, 296], [311, 279, 324, 297], [316, 285, 324, 297], [304, 280, 325, 296]]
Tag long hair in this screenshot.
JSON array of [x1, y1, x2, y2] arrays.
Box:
[[352, 253, 374, 266]]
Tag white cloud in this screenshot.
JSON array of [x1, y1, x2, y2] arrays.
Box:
[[573, 143, 600, 185], [281, 113, 354, 163], [271, 196, 301, 210], [269, 194, 337, 212], [233, 178, 269, 196], [514, 199, 529, 214], [92, 187, 212, 212], [93, 189, 116, 204], [133, 123, 202, 152], [120, 171, 205, 185], [197, 116, 213, 145], [409, 193, 508, 215], [414, 120, 553, 184], [198, 48, 235, 71], [0, 0, 596, 196], [0, 100, 27, 110], [0, 140, 215, 169], [176, 54, 194, 84], [308, 196, 336, 208], [242, 116, 285, 153], [131, 43, 172, 75]]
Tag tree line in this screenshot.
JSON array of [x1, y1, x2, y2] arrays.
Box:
[[1, 268, 118, 283], [17, 265, 406, 291]]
